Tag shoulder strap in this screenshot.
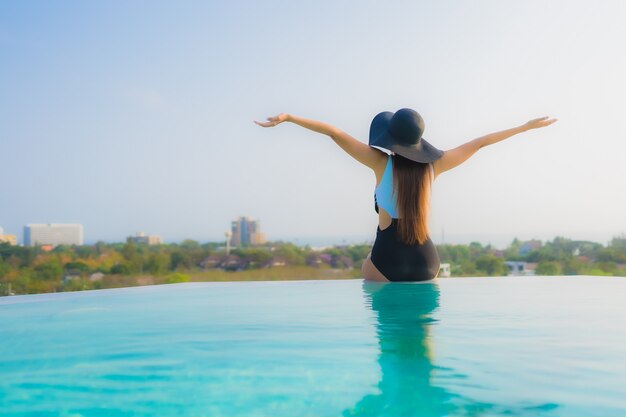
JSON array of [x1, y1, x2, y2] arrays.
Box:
[[374, 192, 379, 213]]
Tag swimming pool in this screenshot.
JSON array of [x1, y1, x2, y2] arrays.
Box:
[[1, 276, 625, 416]]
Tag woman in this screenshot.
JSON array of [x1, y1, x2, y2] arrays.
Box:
[[255, 108, 557, 282]]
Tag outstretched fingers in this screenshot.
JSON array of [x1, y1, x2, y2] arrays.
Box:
[[526, 116, 558, 130], [253, 114, 283, 128], [254, 119, 276, 127], [540, 117, 558, 127]]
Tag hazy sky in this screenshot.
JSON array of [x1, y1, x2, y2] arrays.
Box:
[[1, 1, 625, 247]]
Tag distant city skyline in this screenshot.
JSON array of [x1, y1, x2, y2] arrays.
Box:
[[1, 218, 623, 250], [2, 1, 625, 248]]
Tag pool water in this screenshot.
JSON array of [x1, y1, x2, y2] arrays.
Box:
[[1, 276, 625, 416]]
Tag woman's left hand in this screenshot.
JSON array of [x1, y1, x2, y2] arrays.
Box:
[[254, 113, 290, 127], [522, 116, 558, 131]]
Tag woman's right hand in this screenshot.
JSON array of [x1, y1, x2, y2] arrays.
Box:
[[254, 113, 290, 127], [522, 116, 558, 131]]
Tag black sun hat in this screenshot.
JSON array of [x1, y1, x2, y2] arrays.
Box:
[[369, 108, 444, 163]]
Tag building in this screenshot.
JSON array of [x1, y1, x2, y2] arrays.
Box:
[[24, 224, 83, 247], [230, 216, 266, 247], [0, 235, 17, 245], [0, 226, 17, 245], [505, 261, 536, 276], [439, 263, 451, 277], [130, 232, 163, 245]]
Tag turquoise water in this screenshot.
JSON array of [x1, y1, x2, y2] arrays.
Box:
[[1, 276, 625, 416]]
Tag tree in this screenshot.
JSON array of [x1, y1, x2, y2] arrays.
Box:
[[274, 244, 306, 265], [180, 240, 200, 250], [605, 237, 626, 263], [438, 244, 471, 264], [122, 239, 138, 260], [562, 258, 586, 275], [0, 244, 37, 268], [346, 245, 371, 263], [121, 239, 143, 273], [74, 245, 98, 258], [456, 260, 477, 276], [0, 257, 7, 279], [234, 248, 271, 268], [110, 263, 132, 275], [595, 261, 618, 275], [52, 245, 72, 255], [170, 250, 192, 270], [95, 241, 108, 255], [64, 261, 90, 273], [146, 252, 171, 275], [34, 259, 63, 281], [475, 255, 506, 276], [503, 237, 523, 260], [535, 261, 562, 275]]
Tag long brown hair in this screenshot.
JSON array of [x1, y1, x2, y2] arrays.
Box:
[[392, 153, 433, 245]]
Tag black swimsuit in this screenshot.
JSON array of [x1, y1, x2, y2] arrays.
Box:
[[371, 158, 441, 282]]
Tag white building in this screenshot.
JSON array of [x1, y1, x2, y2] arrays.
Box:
[[130, 232, 163, 245], [439, 263, 451, 278], [24, 224, 84, 247], [505, 261, 536, 276]]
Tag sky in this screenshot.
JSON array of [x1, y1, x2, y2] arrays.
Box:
[[1, 0, 625, 248]]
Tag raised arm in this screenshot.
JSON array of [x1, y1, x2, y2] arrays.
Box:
[[254, 113, 385, 171], [433, 116, 558, 177]]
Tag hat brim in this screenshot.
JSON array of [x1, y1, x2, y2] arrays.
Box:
[[389, 139, 443, 163], [369, 111, 443, 163]]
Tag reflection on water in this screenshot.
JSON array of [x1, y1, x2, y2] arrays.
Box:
[[344, 281, 556, 417]]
